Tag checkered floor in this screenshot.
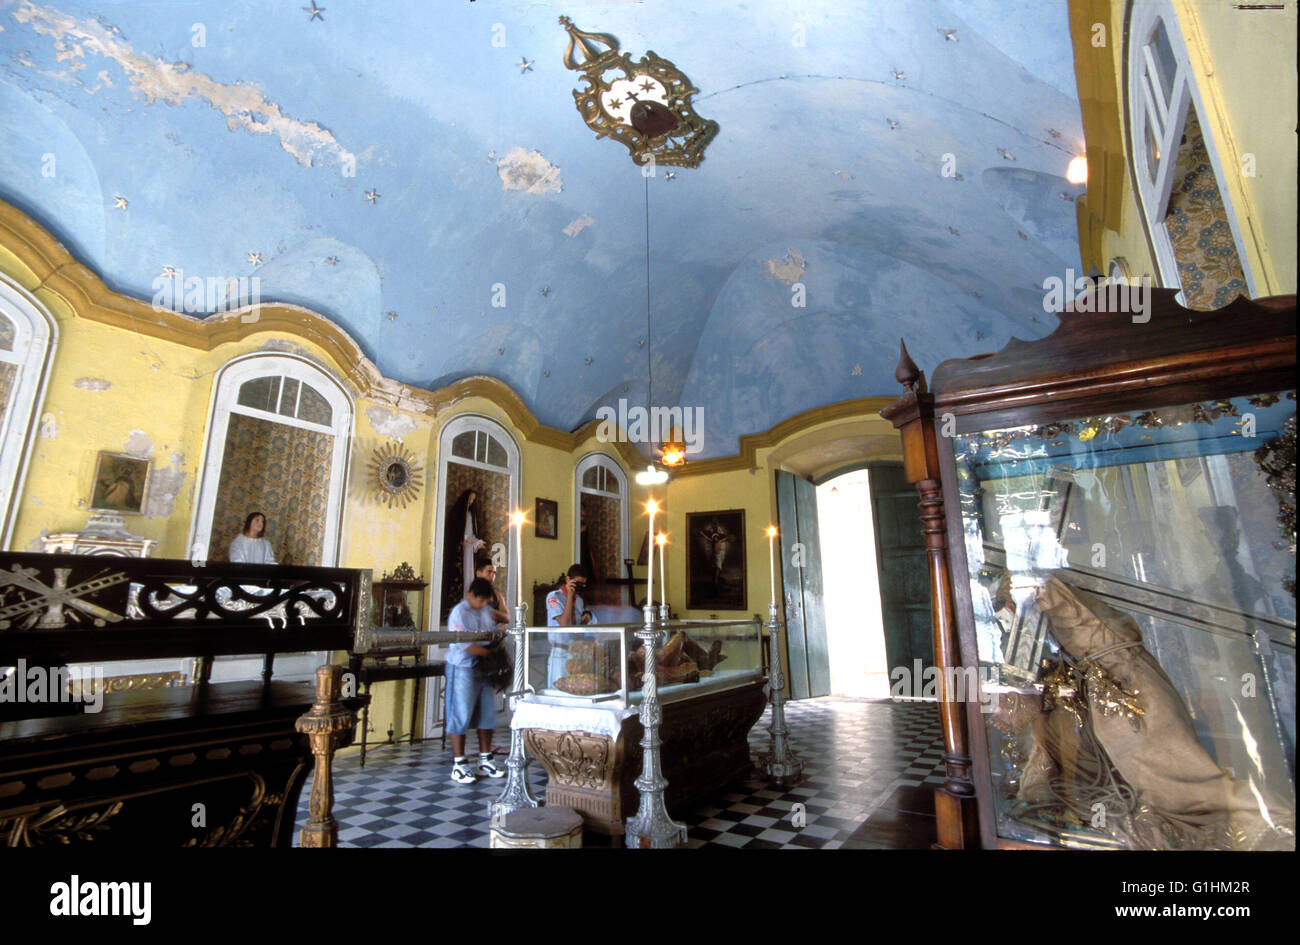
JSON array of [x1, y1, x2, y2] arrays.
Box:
[[294, 696, 947, 849]]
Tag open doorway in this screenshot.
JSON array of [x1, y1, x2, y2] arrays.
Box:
[[816, 468, 889, 698]]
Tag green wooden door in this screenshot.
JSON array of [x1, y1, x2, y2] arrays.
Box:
[[873, 460, 935, 675], [869, 463, 934, 678], [776, 470, 830, 699]]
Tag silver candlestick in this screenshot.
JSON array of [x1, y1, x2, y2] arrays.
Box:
[[625, 603, 687, 848], [658, 602, 670, 625], [490, 602, 539, 824], [758, 600, 803, 785]]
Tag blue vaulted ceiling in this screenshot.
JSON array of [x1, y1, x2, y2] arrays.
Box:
[[0, 0, 1085, 458]]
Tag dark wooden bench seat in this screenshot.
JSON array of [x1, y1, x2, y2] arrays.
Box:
[[0, 552, 370, 847]]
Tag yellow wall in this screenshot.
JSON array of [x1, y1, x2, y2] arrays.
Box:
[[1073, 0, 1296, 294], [1175, 0, 1297, 295]]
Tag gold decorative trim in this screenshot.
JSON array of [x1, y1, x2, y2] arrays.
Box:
[[666, 397, 898, 477]]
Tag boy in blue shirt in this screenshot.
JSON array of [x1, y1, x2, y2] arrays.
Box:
[[446, 578, 506, 784]]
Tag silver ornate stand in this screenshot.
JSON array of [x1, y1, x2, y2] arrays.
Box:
[[658, 602, 670, 625], [490, 602, 539, 823], [758, 601, 804, 785], [625, 603, 687, 848]]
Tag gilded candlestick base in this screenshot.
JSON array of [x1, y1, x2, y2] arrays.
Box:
[[625, 604, 687, 849], [490, 602, 539, 823], [759, 601, 804, 786]]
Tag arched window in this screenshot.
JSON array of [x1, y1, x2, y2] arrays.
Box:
[[431, 414, 520, 623], [574, 452, 629, 605], [190, 354, 352, 567], [426, 413, 520, 736], [188, 354, 353, 682], [1126, 3, 1252, 307], [0, 276, 57, 548]]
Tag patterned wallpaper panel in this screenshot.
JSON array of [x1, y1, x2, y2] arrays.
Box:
[[0, 313, 14, 350], [210, 412, 334, 565], [581, 491, 622, 604], [440, 461, 509, 620], [1164, 108, 1247, 311]]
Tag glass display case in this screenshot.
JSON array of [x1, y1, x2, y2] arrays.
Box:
[[883, 288, 1296, 850], [523, 618, 763, 708], [955, 391, 1295, 850]]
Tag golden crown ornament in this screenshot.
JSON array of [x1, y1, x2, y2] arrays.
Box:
[[560, 16, 719, 169]]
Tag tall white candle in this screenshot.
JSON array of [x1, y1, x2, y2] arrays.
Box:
[[657, 532, 667, 607], [646, 499, 658, 606], [511, 510, 526, 609], [766, 525, 778, 607]]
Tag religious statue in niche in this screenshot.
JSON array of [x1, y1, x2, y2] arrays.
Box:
[[367, 444, 424, 510], [559, 16, 719, 169], [443, 488, 488, 616]]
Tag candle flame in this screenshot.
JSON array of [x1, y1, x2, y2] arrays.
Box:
[[510, 510, 526, 527], [655, 532, 667, 546], [646, 499, 659, 514], [766, 525, 778, 538]]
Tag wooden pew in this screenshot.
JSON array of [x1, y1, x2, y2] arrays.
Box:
[[0, 552, 369, 847]]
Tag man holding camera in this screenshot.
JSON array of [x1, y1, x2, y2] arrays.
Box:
[[545, 564, 591, 686]]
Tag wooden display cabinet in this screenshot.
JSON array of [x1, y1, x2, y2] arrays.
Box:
[[882, 289, 1296, 850]]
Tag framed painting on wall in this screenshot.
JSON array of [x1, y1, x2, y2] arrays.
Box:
[[90, 451, 150, 515], [535, 498, 558, 539], [686, 509, 747, 610]]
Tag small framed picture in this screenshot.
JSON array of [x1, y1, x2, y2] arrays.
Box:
[[90, 451, 150, 515], [535, 498, 558, 540]]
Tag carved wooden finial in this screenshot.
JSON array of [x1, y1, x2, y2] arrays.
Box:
[[895, 339, 920, 390]]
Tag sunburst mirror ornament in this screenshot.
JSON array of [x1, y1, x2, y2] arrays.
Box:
[[368, 444, 424, 510], [560, 16, 718, 168]]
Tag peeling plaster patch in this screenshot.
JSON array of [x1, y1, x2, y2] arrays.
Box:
[[73, 376, 112, 391], [258, 338, 309, 356], [123, 429, 152, 457], [12, 1, 355, 169], [366, 405, 417, 440], [497, 147, 562, 195], [26, 532, 49, 553], [563, 215, 595, 237], [39, 412, 57, 438], [144, 453, 186, 518], [762, 248, 807, 285]]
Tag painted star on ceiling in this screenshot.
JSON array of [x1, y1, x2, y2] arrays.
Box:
[[112, 195, 128, 210], [304, 2, 325, 22], [518, 57, 534, 73]]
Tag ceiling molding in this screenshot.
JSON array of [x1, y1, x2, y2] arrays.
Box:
[[668, 396, 899, 477]]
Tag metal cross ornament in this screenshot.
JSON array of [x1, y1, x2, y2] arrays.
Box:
[[560, 16, 718, 169]]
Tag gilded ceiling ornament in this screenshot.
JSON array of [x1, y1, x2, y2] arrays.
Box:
[[367, 444, 424, 510], [559, 16, 718, 169]]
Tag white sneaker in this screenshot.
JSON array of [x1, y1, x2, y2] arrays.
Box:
[[477, 758, 506, 779], [450, 763, 477, 785]]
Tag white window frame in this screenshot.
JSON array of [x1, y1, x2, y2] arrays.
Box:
[[0, 275, 57, 549], [424, 413, 520, 736], [187, 353, 353, 682], [573, 451, 630, 578], [1126, 2, 1256, 296]]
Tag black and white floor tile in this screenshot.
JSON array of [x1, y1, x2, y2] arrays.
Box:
[[294, 696, 947, 849]]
